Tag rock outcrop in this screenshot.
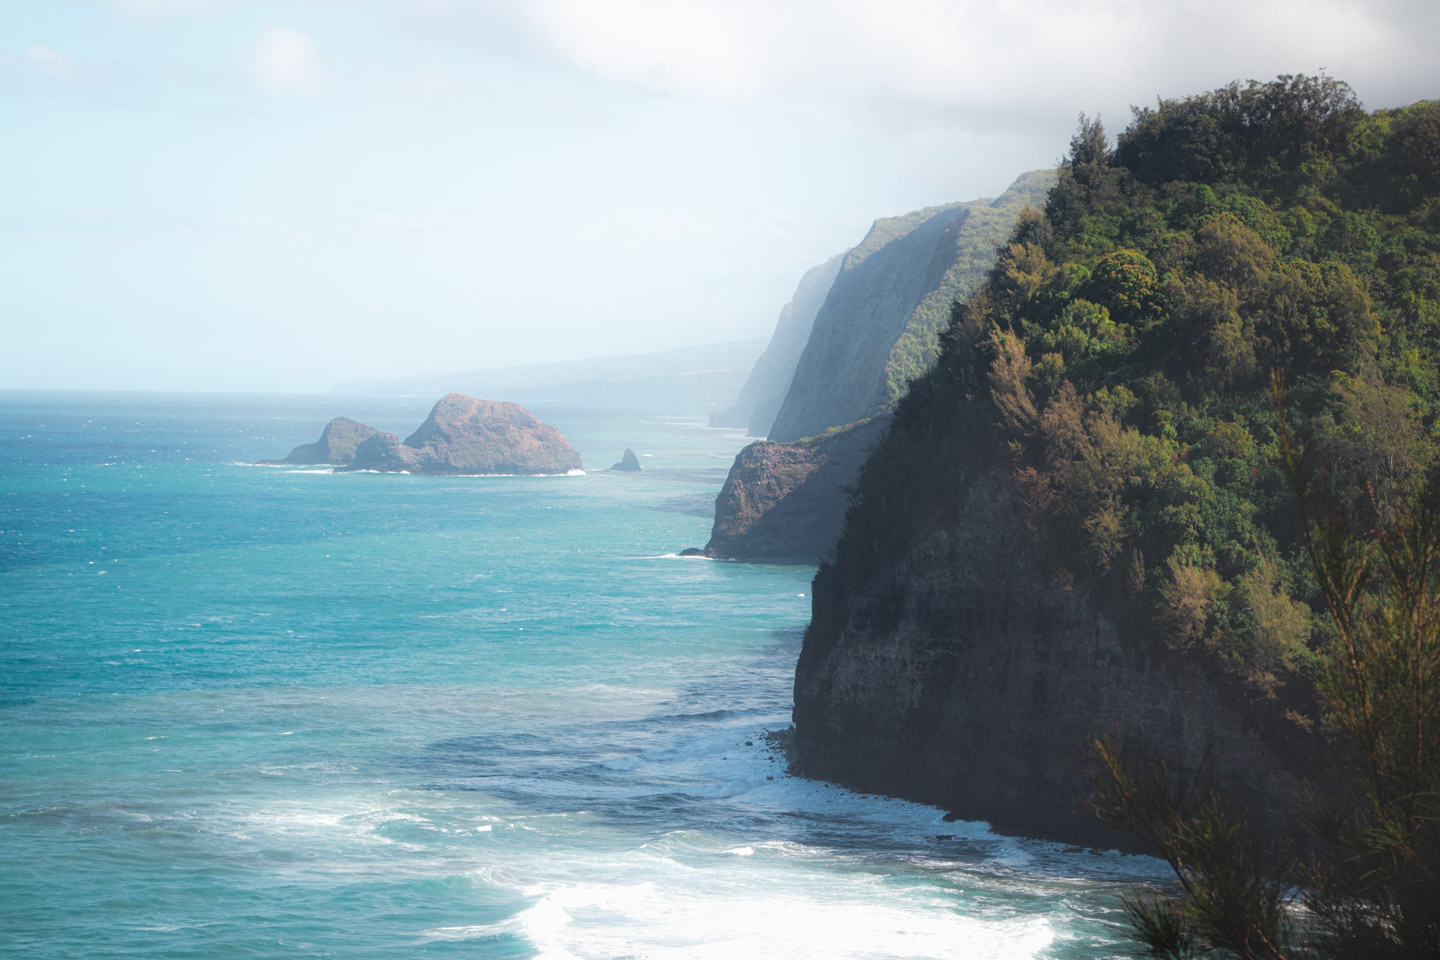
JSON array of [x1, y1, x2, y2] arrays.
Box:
[[709, 254, 845, 437], [341, 394, 581, 475], [769, 171, 1054, 442], [793, 462, 1328, 849], [692, 418, 887, 561], [610, 448, 642, 472], [261, 416, 380, 465]]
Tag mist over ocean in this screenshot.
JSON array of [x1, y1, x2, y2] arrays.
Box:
[[1, 391, 1160, 959]]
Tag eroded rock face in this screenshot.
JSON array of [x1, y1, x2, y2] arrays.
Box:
[[610, 448, 641, 472], [696, 418, 887, 561], [344, 394, 582, 475], [793, 466, 1329, 849], [263, 416, 380, 465]]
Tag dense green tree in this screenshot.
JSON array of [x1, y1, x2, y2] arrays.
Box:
[[808, 80, 1440, 926], [1092, 383, 1440, 958]]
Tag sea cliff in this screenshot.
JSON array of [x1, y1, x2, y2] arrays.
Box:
[[792, 463, 1323, 848], [693, 418, 886, 561], [791, 81, 1439, 848]]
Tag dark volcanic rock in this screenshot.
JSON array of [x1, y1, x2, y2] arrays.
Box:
[[696, 417, 887, 561], [792, 465, 1329, 850], [344, 394, 581, 475], [262, 416, 380, 465], [610, 448, 642, 471]]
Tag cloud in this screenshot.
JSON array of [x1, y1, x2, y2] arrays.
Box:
[[405, 0, 1436, 121], [249, 26, 324, 96]]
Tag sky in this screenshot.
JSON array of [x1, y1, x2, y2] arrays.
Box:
[[2, 0, 1437, 393]]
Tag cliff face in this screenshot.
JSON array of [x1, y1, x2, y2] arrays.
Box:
[[710, 255, 845, 436], [793, 465, 1325, 848], [768, 171, 1054, 443], [264, 416, 379, 465], [698, 417, 887, 561], [345, 394, 581, 475], [789, 83, 1440, 854]]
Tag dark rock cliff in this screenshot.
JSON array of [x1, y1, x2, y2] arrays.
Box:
[[695, 418, 887, 561], [262, 416, 379, 465], [792, 464, 1327, 848], [344, 393, 581, 475]]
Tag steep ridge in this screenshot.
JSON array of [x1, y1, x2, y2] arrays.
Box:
[[710, 254, 845, 436], [697, 173, 1054, 562], [769, 171, 1054, 443], [794, 80, 1440, 845]]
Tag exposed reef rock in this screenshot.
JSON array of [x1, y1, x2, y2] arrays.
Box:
[[769, 171, 1054, 443], [709, 254, 845, 437], [792, 464, 1327, 850], [260, 416, 380, 465], [610, 448, 642, 472], [332, 394, 581, 475], [692, 418, 887, 561]]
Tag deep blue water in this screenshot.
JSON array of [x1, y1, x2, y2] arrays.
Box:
[[0, 391, 1159, 959]]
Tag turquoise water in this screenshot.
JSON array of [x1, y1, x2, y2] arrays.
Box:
[[1, 392, 1158, 959]]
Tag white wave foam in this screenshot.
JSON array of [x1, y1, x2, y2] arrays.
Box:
[[478, 877, 1056, 960]]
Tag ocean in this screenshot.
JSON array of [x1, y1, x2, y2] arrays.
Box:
[[0, 391, 1161, 959]]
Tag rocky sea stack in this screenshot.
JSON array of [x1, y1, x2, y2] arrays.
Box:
[[610, 448, 641, 472], [265, 394, 582, 476], [260, 416, 380, 466], [343, 394, 582, 475]]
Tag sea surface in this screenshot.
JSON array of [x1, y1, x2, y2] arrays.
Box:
[[0, 391, 1162, 959]]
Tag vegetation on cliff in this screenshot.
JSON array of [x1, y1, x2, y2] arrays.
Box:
[[804, 70, 1440, 955], [816, 75, 1440, 701], [1094, 404, 1439, 957]]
